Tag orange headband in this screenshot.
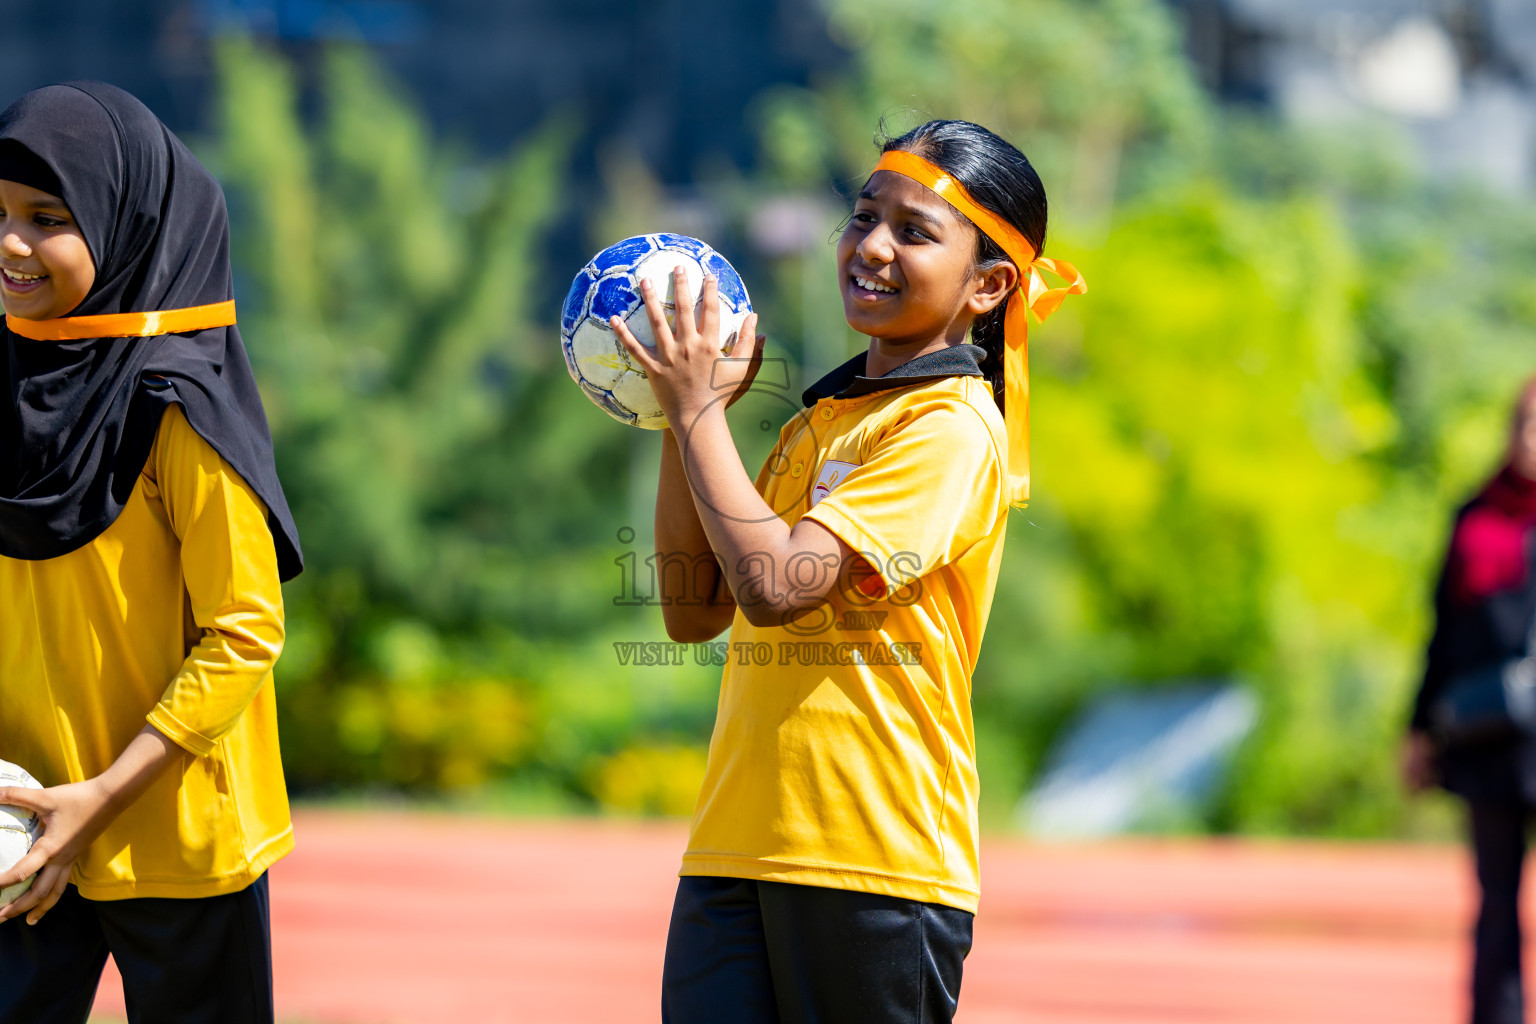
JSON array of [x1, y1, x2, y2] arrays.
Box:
[[5, 300, 237, 342], [871, 150, 1085, 505]]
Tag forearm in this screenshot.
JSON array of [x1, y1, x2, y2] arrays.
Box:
[[0, 725, 178, 923], [615, 271, 837, 623], [656, 428, 734, 640], [97, 725, 178, 817], [675, 404, 832, 622], [1411, 581, 1454, 731], [1411, 654, 1452, 731]]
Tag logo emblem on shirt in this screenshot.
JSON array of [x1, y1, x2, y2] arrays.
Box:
[[811, 460, 859, 507]]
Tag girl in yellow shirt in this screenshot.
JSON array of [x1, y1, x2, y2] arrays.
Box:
[[0, 83, 300, 1024], [615, 119, 1082, 1023]]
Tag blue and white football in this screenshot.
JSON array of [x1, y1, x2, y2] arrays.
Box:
[[560, 233, 753, 429]]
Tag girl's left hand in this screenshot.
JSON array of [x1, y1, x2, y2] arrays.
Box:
[[0, 779, 118, 925], [612, 268, 763, 426]]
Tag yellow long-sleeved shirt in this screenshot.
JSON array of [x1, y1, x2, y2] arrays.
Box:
[[0, 404, 292, 900]]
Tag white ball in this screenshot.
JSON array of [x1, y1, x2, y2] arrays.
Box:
[[559, 234, 753, 430], [0, 760, 44, 907]]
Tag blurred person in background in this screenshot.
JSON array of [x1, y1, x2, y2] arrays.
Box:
[[1406, 377, 1536, 1024]]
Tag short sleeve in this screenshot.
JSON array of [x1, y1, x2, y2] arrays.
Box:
[[802, 394, 1005, 594]]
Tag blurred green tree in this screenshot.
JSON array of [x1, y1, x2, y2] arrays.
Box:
[[735, 0, 1536, 834], [208, 38, 692, 794], [206, 0, 1536, 833]]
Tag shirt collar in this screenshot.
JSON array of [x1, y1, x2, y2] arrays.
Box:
[[801, 343, 986, 407]]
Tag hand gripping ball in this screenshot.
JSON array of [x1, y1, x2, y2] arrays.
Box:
[[0, 760, 44, 907], [560, 233, 753, 429]]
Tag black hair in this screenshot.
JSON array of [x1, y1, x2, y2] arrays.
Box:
[[878, 119, 1048, 414]]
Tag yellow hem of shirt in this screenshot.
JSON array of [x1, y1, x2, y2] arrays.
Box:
[[73, 827, 294, 902], [680, 854, 979, 915]]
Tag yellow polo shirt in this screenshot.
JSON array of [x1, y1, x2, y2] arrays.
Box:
[[0, 404, 292, 900], [681, 349, 1009, 913]]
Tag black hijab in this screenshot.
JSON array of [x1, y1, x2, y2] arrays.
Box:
[[0, 82, 301, 580]]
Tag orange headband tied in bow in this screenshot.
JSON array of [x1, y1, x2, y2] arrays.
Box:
[[871, 150, 1085, 505]]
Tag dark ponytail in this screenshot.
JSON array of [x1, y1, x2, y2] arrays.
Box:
[[878, 120, 1048, 415]]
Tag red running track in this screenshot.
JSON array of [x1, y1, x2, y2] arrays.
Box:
[[92, 811, 1492, 1023]]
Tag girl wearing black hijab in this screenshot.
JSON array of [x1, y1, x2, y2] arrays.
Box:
[[0, 82, 300, 1024]]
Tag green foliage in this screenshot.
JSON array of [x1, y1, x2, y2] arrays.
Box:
[[1017, 186, 1418, 835], [211, 2, 1536, 834], [214, 41, 606, 625], [741, 0, 1536, 835], [755, 0, 1208, 220], [590, 743, 710, 817], [208, 39, 698, 799]]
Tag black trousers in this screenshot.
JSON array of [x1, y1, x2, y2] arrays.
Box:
[[662, 876, 973, 1024], [0, 875, 273, 1024], [1471, 803, 1527, 1024]]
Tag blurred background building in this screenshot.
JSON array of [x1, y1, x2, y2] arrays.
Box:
[[1168, 0, 1536, 191], [0, 1, 843, 179], [0, 0, 846, 276], [10, 1, 1536, 191]]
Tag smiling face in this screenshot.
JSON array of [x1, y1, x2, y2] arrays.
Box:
[[836, 169, 1013, 352], [0, 177, 95, 320]]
